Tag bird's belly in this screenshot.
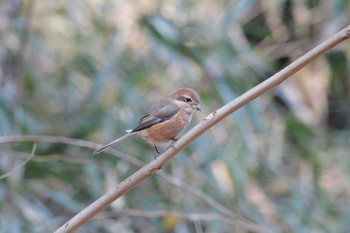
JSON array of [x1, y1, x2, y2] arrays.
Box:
[[140, 117, 191, 146]]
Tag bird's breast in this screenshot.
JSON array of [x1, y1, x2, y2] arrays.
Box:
[[140, 111, 192, 146]]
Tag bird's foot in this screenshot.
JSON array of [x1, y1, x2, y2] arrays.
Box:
[[153, 146, 163, 169], [154, 146, 161, 159], [153, 153, 160, 159], [170, 138, 178, 148]]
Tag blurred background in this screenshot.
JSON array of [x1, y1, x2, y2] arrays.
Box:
[[0, 0, 349, 232]]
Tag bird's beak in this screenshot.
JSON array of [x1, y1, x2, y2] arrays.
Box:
[[195, 104, 201, 111]]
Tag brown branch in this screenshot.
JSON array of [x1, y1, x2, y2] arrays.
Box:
[[53, 24, 349, 233], [7, 25, 350, 233]]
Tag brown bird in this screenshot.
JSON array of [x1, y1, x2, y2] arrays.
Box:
[[94, 87, 201, 155]]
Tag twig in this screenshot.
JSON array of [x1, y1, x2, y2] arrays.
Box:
[[7, 25, 350, 233], [0, 143, 36, 180], [0, 135, 142, 166], [54, 25, 349, 233], [157, 171, 236, 218], [157, 172, 266, 230]]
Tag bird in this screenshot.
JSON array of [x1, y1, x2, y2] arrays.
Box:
[[94, 87, 201, 156]]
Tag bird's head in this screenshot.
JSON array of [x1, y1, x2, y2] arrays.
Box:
[[170, 87, 201, 113]]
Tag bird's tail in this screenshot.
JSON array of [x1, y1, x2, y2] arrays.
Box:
[[94, 132, 138, 154]]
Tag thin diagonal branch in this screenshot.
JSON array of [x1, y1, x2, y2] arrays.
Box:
[[54, 25, 350, 233], [20, 25, 350, 232]]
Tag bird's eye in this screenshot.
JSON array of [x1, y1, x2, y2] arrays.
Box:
[[183, 96, 192, 103]]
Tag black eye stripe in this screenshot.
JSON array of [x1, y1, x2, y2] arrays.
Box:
[[182, 96, 192, 103]]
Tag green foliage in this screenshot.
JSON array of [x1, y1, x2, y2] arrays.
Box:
[[1, 0, 350, 232]]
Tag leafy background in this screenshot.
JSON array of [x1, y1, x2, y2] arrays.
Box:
[[0, 0, 349, 232]]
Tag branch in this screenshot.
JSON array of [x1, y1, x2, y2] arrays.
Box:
[[54, 25, 350, 233], [0, 143, 36, 180], [0, 135, 142, 166], [157, 171, 236, 218], [19, 25, 350, 232]]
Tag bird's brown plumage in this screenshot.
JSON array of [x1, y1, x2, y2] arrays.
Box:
[[94, 87, 200, 154]]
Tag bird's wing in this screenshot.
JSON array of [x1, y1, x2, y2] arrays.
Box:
[[131, 98, 179, 132]]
